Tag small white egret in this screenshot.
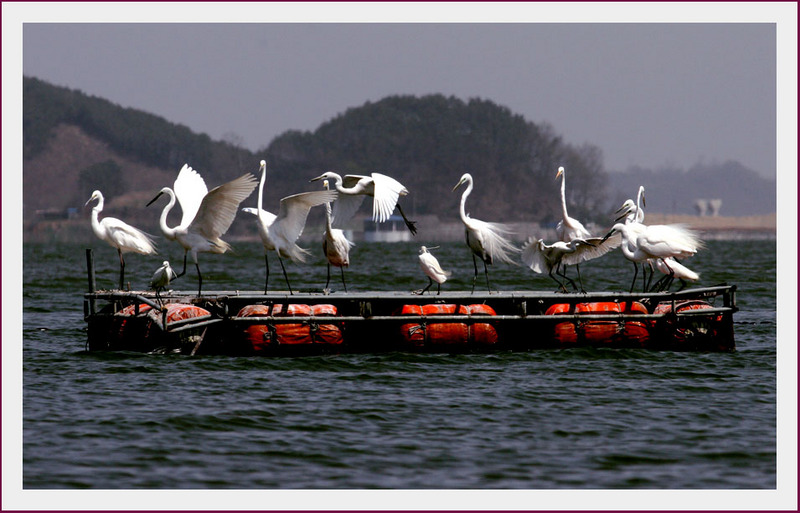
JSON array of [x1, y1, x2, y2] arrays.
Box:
[[147, 164, 258, 295], [417, 246, 451, 295], [150, 260, 177, 302], [453, 173, 518, 292], [602, 221, 704, 293], [309, 171, 417, 235], [555, 166, 593, 289], [242, 161, 338, 294], [85, 190, 157, 290], [651, 257, 700, 292], [321, 179, 354, 292], [521, 236, 620, 292]]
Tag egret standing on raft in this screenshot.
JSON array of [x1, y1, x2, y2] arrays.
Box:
[[85, 190, 157, 290], [602, 220, 704, 293], [417, 246, 451, 295], [453, 173, 518, 293], [521, 236, 620, 292], [321, 179, 354, 293], [309, 171, 417, 235], [242, 161, 337, 295], [147, 164, 258, 295], [555, 166, 593, 290], [150, 260, 177, 302]]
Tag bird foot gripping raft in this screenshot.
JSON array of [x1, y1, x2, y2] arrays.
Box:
[[84, 253, 739, 355]]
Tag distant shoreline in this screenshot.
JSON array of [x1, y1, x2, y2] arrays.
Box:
[[23, 213, 777, 244]]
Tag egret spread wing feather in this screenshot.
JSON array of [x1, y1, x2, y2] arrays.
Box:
[[561, 235, 621, 266], [191, 173, 258, 240], [370, 172, 407, 223], [275, 190, 338, 243], [521, 238, 548, 274], [330, 193, 366, 229], [173, 164, 209, 229]]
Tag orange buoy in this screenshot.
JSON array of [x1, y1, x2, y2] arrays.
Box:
[[113, 303, 211, 348], [653, 300, 721, 346], [397, 303, 498, 347], [462, 304, 499, 346], [237, 303, 343, 352], [546, 301, 650, 346]]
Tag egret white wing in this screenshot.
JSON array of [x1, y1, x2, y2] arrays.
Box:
[[190, 173, 258, 240], [470, 218, 518, 265], [173, 164, 209, 229], [276, 190, 338, 243], [103, 218, 157, 255], [561, 235, 621, 266], [520, 238, 548, 273], [330, 193, 366, 229], [370, 173, 407, 223]]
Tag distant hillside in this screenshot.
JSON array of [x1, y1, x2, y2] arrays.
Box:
[[608, 162, 776, 217]]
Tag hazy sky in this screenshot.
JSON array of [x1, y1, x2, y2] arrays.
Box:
[[15, 4, 789, 179]]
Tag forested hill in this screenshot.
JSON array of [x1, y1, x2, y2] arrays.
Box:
[[22, 76, 607, 227]]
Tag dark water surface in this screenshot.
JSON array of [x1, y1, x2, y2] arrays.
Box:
[[20, 239, 777, 498]]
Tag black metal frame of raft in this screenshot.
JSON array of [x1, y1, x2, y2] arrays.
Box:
[[82, 250, 738, 355]]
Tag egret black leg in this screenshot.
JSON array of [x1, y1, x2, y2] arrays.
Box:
[[117, 249, 125, 290], [421, 277, 433, 295], [548, 269, 567, 293], [629, 262, 639, 293], [395, 202, 417, 236], [195, 263, 202, 296], [175, 253, 188, 278], [483, 260, 492, 292], [437, 281, 441, 295], [325, 263, 331, 290], [575, 264, 586, 293], [471, 254, 479, 293], [278, 257, 293, 295], [556, 263, 577, 292], [340, 267, 348, 292], [264, 254, 270, 294]]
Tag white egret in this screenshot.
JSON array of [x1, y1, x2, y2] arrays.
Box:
[[555, 166, 593, 289], [147, 164, 258, 295], [521, 236, 620, 292], [85, 190, 157, 290], [651, 257, 700, 292], [309, 171, 417, 235], [242, 161, 337, 294], [453, 173, 518, 292], [602, 221, 704, 293], [417, 246, 451, 295], [615, 186, 650, 287], [320, 179, 354, 292], [150, 260, 177, 302]]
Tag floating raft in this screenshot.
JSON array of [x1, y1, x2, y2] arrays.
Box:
[[84, 285, 738, 355], [81, 249, 737, 355]]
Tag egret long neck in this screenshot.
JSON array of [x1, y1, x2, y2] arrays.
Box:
[[458, 178, 473, 223], [560, 172, 569, 221], [90, 205, 103, 238], [330, 173, 360, 195], [158, 190, 178, 241], [257, 165, 267, 221]]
